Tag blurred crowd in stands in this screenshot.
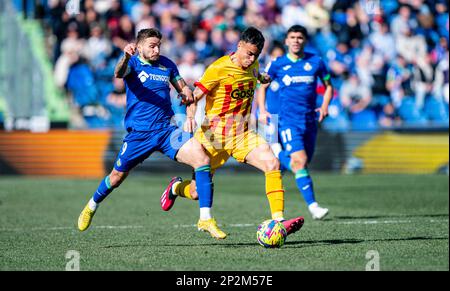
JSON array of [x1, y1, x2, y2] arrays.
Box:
[[37, 0, 449, 131]]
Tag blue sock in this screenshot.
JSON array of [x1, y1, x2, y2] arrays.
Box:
[[278, 150, 292, 172], [195, 165, 213, 208], [295, 169, 316, 206], [93, 176, 114, 203]]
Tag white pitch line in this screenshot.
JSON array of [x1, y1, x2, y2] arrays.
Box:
[[0, 225, 144, 232]]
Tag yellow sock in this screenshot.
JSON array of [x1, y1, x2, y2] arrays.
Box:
[[265, 170, 285, 220], [175, 180, 195, 200]]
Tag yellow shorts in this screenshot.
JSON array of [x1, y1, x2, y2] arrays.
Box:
[[194, 128, 267, 172]]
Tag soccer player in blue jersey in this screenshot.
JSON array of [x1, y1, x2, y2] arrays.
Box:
[[77, 28, 224, 238], [257, 43, 285, 154], [257, 25, 333, 220]]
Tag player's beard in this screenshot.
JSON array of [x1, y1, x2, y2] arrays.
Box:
[[149, 55, 159, 62], [142, 51, 159, 62]]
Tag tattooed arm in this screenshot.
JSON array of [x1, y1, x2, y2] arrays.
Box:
[[114, 43, 136, 78]]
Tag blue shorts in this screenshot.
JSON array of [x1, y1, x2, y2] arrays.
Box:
[[279, 121, 318, 162], [114, 126, 192, 172]]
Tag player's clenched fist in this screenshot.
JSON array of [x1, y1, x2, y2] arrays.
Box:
[[258, 72, 271, 84], [124, 43, 137, 58], [179, 86, 194, 105]]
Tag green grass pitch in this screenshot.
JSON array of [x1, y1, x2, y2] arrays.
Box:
[[0, 172, 448, 271]]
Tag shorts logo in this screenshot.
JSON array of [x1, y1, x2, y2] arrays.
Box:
[[116, 159, 122, 167], [286, 144, 292, 152]]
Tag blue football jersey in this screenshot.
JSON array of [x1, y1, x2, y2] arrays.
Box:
[[123, 55, 181, 132], [265, 80, 281, 115], [266, 53, 330, 125]]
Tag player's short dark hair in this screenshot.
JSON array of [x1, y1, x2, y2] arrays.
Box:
[[137, 28, 162, 44], [240, 27, 265, 52], [286, 25, 308, 39]]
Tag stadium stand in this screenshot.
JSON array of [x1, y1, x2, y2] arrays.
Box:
[[0, 0, 448, 176], [0, 0, 70, 131], [7, 0, 445, 132]]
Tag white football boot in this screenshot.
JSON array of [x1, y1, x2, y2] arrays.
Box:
[[308, 202, 329, 220]]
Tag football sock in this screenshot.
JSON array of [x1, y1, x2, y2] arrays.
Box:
[[195, 165, 213, 208], [92, 175, 114, 204], [174, 180, 195, 200], [88, 198, 98, 211], [295, 169, 316, 206], [200, 207, 212, 220], [265, 170, 285, 220]]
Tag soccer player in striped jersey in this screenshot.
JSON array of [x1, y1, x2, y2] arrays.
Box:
[[160, 27, 304, 239], [258, 25, 333, 220]]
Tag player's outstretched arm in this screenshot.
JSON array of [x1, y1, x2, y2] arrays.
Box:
[[114, 43, 136, 78], [184, 102, 197, 133], [183, 87, 206, 133], [192, 86, 207, 103]]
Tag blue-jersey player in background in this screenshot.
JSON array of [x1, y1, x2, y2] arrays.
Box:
[[78, 28, 219, 236], [257, 25, 334, 220], [256, 42, 285, 147]]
